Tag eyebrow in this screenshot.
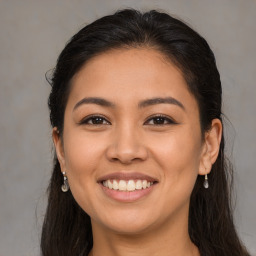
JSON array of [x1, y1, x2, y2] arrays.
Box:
[[138, 97, 185, 110], [73, 97, 115, 111], [73, 96, 185, 111]]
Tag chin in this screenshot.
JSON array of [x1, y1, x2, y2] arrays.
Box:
[[91, 208, 160, 235], [104, 220, 155, 235]]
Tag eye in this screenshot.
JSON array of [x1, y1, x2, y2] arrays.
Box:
[[144, 115, 177, 125], [80, 115, 111, 125]]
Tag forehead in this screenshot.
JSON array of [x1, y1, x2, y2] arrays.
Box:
[[68, 48, 198, 112]]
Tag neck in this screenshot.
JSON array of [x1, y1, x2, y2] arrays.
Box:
[[89, 207, 199, 256]]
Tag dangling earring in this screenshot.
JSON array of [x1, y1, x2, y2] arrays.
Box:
[[61, 171, 69, 192], [203, 174, 209, 189]]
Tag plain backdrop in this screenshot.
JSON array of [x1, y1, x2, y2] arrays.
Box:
[[0, 0, 255, 255]]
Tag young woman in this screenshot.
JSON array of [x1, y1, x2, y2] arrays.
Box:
[[41, 9, 250, 256]]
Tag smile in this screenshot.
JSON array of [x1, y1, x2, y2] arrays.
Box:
[[102, 179, 154, 192], [98, 172, 158, 202]]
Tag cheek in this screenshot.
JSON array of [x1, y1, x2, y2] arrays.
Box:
[[64, 131, 103, 169], [149, 129, 202, 187], [62, 132, 106, 216], [148, 132, 201, 217], [63, 131, 107, 196], [152, 129, 201, 162]]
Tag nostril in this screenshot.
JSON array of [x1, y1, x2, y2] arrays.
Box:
[[105, 140, 148, 164]]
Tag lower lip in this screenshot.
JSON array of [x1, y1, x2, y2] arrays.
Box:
[[100, 183, 155, 202]]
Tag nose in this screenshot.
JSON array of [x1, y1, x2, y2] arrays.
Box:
[[106, 124, 148, 164]]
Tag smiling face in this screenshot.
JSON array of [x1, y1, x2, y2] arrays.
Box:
[[54, 48, 210, 235]]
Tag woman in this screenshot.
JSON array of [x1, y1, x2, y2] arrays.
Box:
[[41, 9, 250, 256]]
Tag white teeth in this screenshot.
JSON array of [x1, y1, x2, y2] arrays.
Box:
[[102, 179, 154, 191], [107, 180, 113, 189], [118, 180, 127, 191], [103, 180, 107, 187], [135, 180, 142, 189], [142, 180, 147, 189], [127, 180, 136, 191], [113, 180, 119, 190]]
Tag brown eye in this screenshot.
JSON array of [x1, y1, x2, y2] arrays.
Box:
[[80, 115, 110, 125], [145, 115, 176, 125]]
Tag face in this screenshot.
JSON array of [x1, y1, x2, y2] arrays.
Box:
[[54, 48, 208, 235]]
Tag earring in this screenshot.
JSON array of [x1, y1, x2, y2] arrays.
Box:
[[61, 171, 69, 192], [203, 174, 209, 189]]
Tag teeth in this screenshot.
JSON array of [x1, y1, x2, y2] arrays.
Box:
[[119, 180, 127, 191], [127, 180, 136, 191], [113, 180, 119, 190], [102, 179, 154, 191], [107, 180, 113, 189], [142, 180, 147, 189], [135, 180, 142, 189]]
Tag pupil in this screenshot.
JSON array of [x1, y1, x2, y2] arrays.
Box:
[[93, 117, 103, 124], [154, 117, 164, 124]]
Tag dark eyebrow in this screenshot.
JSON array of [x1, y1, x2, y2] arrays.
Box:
[[73, 97, 115, 111], [73, 96, 185, 111], [138, 97, 185, 110]]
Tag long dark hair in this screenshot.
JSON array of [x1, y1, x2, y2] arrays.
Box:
[[42, 9, 250, 256]]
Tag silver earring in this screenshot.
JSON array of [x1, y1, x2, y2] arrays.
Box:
[[61, 171, 69, 192], [203, 174, 209, 189]]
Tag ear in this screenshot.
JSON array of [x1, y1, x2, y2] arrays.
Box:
[[198, 119, 222, 175], [52, 127, 67, 172]]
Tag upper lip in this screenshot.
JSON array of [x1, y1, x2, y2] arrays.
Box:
[[97, 172, 158, 183]]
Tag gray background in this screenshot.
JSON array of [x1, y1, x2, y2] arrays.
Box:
[[0, 0, 255, 255]]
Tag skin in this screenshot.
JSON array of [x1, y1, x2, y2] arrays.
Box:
[[53, 48, 222, 256]]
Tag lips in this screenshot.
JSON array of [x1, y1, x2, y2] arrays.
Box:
[[103, 179, 154, 191], [98, 172, 158, 202], [98, 172, 158, 183]]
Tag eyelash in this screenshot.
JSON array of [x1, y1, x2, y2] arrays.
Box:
[[144, 114, 177, 125], [79, 115, 110, 125], [80, 114, 177, 126]]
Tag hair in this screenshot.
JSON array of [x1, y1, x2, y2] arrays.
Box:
[[42, 9, 250, 256]]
